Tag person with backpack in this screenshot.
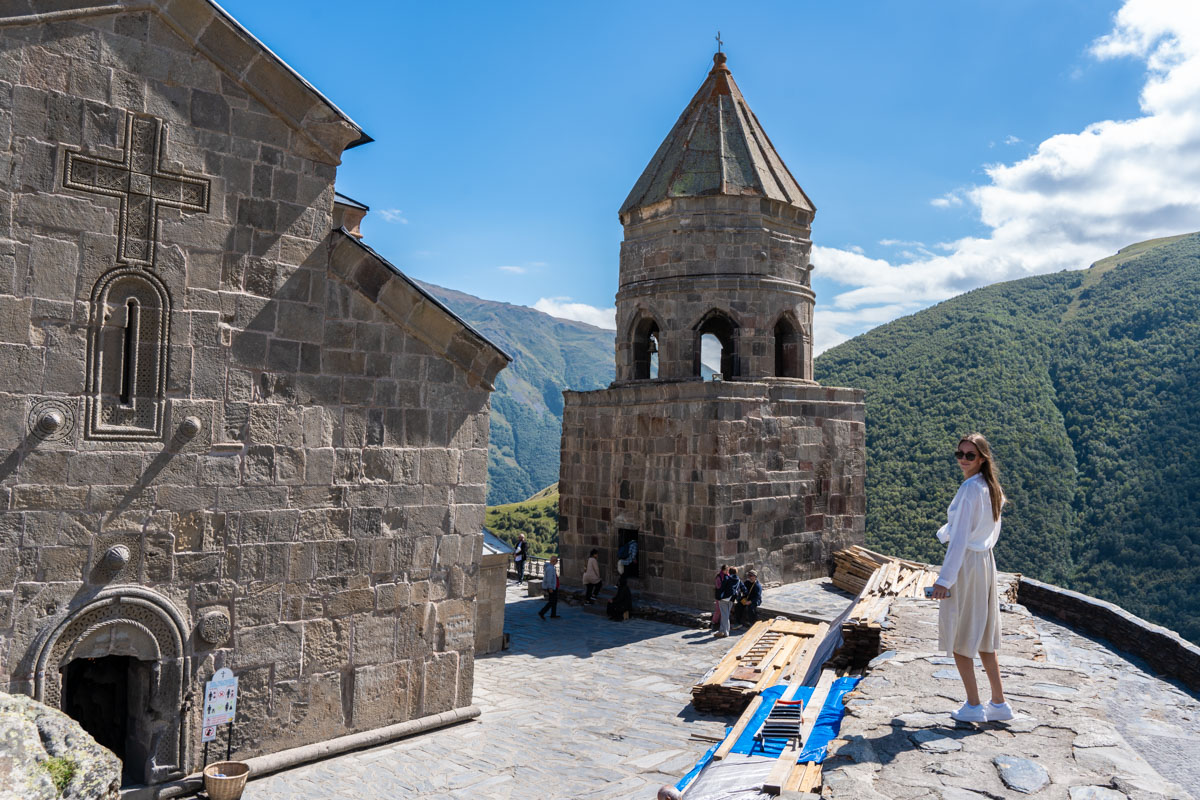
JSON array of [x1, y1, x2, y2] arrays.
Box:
[[715, 567, 741, 638], [513, 533, 528, 584], [733, 570, 763, 628], [712, 565, 728, 630]]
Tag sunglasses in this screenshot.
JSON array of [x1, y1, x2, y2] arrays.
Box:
[[954, 451, 978, 462]]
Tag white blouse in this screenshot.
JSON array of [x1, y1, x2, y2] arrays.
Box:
[[935, 473, 1002, 589]]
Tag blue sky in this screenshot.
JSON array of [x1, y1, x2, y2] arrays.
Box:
[[220, 0, 1199, 351]]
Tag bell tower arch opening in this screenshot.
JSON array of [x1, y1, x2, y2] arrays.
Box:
[[630, 314, 661, 380], [694, 311, 738, 378], [773, 313, 804, 378]]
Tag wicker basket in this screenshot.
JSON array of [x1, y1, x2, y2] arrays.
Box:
[[203, 760, 250, 800]]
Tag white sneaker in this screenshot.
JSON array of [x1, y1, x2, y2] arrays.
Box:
[[950, 702, 987, 723], [985, 701, 1014, 721]]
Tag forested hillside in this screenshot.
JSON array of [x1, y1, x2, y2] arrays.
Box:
[[419, 283, 614, 504], [815, 233, 1200, 644]]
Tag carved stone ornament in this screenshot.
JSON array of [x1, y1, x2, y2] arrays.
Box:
[[27, 399, 74, 442], [197, 610, 231, 646], [62, 112, 211, 267]]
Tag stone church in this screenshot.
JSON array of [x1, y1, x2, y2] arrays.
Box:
[[0, 0, 508, 788], [559, 52, 866, 608]]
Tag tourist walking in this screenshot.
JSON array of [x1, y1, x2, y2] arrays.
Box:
[[930, 433, 1012, 722], [715, 567, 741, 638], [583, 548, 602, 603], [712, 564, 728, 630], [539, 555, 560, 619], [513, 533, 528, 583], [733, 569, 762, 628]]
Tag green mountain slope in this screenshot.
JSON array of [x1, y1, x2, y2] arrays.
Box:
[[815, 232, 1200, 644], [485, 483, 560, 558], [419, 283, 614, 504]]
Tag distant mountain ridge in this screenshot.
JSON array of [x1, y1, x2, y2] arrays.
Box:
[[815, 232, 1200, 644], [418, 283, 614, 504]]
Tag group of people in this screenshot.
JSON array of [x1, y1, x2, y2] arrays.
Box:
[[526, 546, 633, 622], [711, 565, 762, 638]]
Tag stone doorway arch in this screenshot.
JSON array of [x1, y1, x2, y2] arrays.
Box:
[[32, 587, 191, 785]]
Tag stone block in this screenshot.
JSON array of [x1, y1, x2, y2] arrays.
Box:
[[351, 661, 410, 730], [302, 617, 348, 674], [419, 650, 459, 716]]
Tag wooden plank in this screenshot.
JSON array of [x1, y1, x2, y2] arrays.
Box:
[[753, 635, 805, 692], [704, 622, 770, 685], [784, 622, 829, 683], [713, 694, 763, 760], [768, 619, 821, 636], [799, 762, 823, 793]]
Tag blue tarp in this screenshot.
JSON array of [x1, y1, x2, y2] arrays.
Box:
[[727, 684, 816, 757], [797, 676, 859, 762]]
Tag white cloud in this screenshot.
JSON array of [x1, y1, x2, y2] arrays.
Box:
[[498, 265, 526, 274], [879, 238, 926, 248], [377, 208, 409, 224], [816, 0, 1200, 349], [533, 297, 617, 330], [1003, 135, 1023, 145]]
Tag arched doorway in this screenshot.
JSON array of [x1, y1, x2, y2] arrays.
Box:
[[33, 588, 190, 786]]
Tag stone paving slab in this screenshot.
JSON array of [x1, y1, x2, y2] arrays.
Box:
[[822, 596, 1200, 800], [241, 584, 742, 800]]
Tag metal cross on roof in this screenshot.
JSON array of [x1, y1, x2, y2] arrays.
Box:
[[716, 31, 723, 53], [63, 113, 211, 267]]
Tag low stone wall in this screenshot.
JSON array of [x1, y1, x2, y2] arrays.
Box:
[[1018, 577, 1200, 694]]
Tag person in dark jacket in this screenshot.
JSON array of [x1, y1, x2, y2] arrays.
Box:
[[513, 534, 528, 583], [607, 574, 634, 621], [733, 570, 763, 628], [715, 567, 741, 638]]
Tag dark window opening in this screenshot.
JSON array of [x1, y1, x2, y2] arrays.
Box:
[[695, 312, 738, 378], [62, 656, 153, 786], [774, 316, 803, 378], [617, 528, 639, 578], [120, 299, 140, 406], [631, 317, 660, 380]]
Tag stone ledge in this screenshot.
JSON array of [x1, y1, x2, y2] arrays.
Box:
[[1018, 576, 1200, 693]]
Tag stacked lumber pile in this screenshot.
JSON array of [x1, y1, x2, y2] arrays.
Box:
[[832, 545, 929, 594], [691, 619, 828, 714], [833, 548, 939, 670]]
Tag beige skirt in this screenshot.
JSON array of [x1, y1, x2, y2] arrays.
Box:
[[938, 548, 1001, 658]]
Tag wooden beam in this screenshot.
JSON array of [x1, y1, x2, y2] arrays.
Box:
[[713, 694, 763, 760]]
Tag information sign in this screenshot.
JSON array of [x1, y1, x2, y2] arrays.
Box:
[[202, 667, 239, 728]]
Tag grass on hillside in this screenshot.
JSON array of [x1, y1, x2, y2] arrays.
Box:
[[485, 484, 559, 557]]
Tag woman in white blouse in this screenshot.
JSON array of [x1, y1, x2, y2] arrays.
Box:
[[930, 433, 1013, 723]]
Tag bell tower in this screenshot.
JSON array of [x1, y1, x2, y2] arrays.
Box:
[[559, 52, 866, 609], [615, 52, 815, 384]]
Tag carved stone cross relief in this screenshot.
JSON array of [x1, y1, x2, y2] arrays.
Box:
[[63, 112, 211, 266]]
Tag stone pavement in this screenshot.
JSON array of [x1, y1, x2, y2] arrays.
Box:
[[822, 596, 1200, 800], [242, 583, 737, 800]]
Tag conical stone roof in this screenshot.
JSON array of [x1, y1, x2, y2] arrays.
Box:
[[620, 52, 813, 217]]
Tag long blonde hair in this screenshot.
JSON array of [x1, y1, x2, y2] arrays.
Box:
[[961, 432, 1005, 521]]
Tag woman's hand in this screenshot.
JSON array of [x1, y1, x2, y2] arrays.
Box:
[[930, 584, 950, 600]]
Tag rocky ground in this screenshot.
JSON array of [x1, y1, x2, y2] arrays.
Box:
[[823, 596, 1199, 800]]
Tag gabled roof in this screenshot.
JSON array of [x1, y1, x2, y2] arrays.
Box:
[[328, 230, 511, 391], [0, 0, 370, 164], [620, 52, 813, 217], [482, 529, 514, 556]]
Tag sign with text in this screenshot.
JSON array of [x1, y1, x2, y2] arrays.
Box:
[[202, 668, 239, 728]]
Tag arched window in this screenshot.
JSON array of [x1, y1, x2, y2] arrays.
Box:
[[631, 315, 660, 380], [694, 310, 739, 378], [773, 314, 803, 378], [86, 268, 170, 440]]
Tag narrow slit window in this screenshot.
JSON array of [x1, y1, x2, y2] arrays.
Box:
[[120, 298, 140, 407], [86, 268, 170, 440]]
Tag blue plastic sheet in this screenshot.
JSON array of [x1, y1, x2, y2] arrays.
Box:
[[796, 676, 860, 763], [676, 742, 718, 791], [728, 684, 816, 757]]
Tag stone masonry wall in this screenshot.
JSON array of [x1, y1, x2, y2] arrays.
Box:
[[0, 8, 491, 778], [615, 196, 815, 382], [559, 380, 865, 608]]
